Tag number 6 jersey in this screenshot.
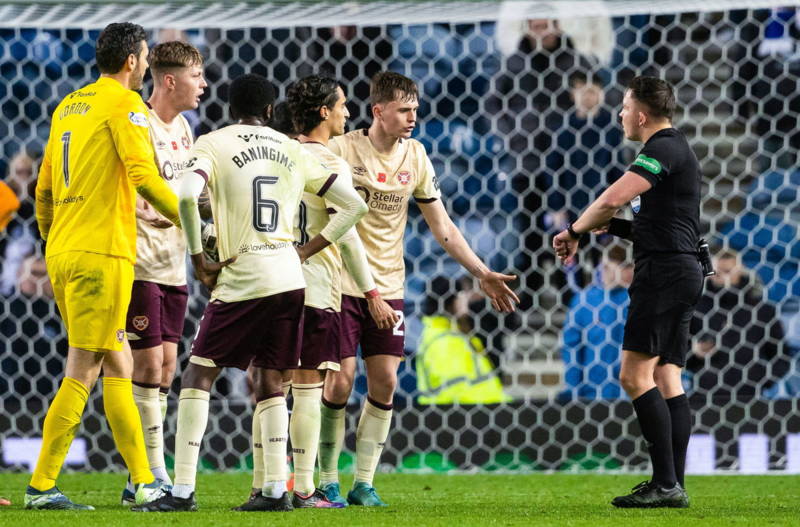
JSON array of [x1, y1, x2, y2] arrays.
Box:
[[187, 124, 363, 303]]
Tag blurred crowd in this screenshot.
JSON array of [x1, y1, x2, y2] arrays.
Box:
[[1, 7, 799, 403]]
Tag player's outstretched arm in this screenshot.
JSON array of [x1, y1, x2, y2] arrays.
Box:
[[35, 138, 54, 241], [553, 171, 651, 265], [178, 170, 233, 290], [337, 227, 399, 330], [418, 199, 519, 313]]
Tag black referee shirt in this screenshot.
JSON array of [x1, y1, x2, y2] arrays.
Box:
[[627, 128, 701, 261]]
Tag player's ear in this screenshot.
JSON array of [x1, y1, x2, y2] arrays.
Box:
[[263, 104, 273, 123], [372, 103, 382, 120]]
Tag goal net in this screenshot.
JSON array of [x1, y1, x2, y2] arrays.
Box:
[[1, 0, 798, 475]]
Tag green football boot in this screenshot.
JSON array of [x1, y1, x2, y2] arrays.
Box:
[[347, 482, 388, 507], [320, 482, 348, 507]]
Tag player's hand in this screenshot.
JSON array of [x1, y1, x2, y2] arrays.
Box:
[[295, 244, 308, 263], [138, 204, 173, 229], [191, 252, 236, 290], [478, 271, 519, 313], [553, 230, 580, 265], [366, 295, 400, 330]]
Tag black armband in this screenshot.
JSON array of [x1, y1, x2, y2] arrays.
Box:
[[607, 218, 633, 239]]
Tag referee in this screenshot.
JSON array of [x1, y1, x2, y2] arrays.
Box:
[[553, 76, 703, 508]]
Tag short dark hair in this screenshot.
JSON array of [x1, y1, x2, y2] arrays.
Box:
[[569, 71, 603, 88], [229, 74, 275, 120], [269, 101, 295, 136], [149, 41, 203, 75], [627, 75, 675, 120], [370, 71, 418, 105], [95, 22, 147, 74], [287, 75, 340, 135]]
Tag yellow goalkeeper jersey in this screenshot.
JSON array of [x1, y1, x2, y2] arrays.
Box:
[[36, 76, 180, 264]]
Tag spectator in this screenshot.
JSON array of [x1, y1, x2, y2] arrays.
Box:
[[487, 18, 593, 301], [1, 150, 40, 296], [687, 250, 790, 400], [560, 246, 632, 400], [542, 72, 624, 232], [415, 276, 512, 405]]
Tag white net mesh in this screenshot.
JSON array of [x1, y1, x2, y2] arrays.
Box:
[[1, 1, 799, 474]]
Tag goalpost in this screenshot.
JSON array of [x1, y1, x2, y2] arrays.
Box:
[[1, 0, 798, 475]]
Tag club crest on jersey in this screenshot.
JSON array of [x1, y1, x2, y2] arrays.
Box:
[[132, 316, 149, 331], [128, 112, 148, 128], [116, 329, 125, 342], [182, 136, 191, 149], [631, 195, 641, 214], [397, 171, 411, 185], [377, 172, 387, 183]]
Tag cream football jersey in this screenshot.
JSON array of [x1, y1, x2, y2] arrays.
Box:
[[133, 106, 193, 285], [188, 125, 340, 303], [330, 129, 441, 300], [294, 141, 354, 311]]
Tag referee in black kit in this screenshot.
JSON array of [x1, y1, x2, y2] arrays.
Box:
[[553, 76, 705, 508]]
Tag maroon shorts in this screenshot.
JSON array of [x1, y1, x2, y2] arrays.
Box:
[[190, 289, 305, 371], [340, 295, 405, 359], [299, 306, 341, 370], [126, 280, 189, 350]]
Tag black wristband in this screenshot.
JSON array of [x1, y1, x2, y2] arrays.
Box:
[[607, 217, 633, 239], [566, 223, 583, 240]]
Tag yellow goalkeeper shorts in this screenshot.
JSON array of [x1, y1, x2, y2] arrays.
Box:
[[47, 251, 133, 352]]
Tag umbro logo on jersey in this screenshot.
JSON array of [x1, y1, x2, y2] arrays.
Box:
[[352, 166, 368, 176], [397, 171, 411, 185], [155, 140, 167, 150]]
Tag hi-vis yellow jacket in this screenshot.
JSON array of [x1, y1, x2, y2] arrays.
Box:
[[416, 315, 513, 405]]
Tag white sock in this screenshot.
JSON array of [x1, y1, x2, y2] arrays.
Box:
[[354, 399, 392, 486], [251, 409, 264, 490], [289, 382, 323, 495], [159, 389, 168, 421], [172, 388, 210, 494], [257, 396, 288, 496], [318, 400, 346, 486], [133, 384, 172, 485], [263, 480, 287, 499], [172, 483, 193, 499]]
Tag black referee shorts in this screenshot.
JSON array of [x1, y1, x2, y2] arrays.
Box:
[[623, 254, 704, 367]]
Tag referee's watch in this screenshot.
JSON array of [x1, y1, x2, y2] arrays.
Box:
[[566, 223, 583, 241]]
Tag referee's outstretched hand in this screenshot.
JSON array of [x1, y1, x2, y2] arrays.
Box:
[[553, 230, 579, 265]]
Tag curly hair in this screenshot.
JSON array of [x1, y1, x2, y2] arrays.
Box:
[[370, 71, 418, 105], [229, 74, 275, 120], [269, 101, 296, 136], [95, 22, 147, 74], [286, 76, 340, 135]]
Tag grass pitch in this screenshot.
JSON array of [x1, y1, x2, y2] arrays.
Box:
[[0, 472, 797, 526]]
